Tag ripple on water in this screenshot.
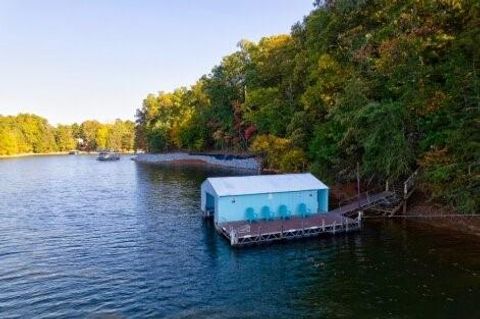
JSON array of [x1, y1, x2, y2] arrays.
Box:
[[0, 156, 479, 318]]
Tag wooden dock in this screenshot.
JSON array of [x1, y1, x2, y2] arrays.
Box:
[[212, 170, 418, 247], [216, 212, 362, 247]]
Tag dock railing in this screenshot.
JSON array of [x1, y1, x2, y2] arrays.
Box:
[[216, 211, 363, 247], [330, 169, 420, 217]]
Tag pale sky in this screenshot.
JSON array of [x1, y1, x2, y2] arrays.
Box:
[[0, 0, 313, 125]]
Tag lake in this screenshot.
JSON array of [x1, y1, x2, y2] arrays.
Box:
[[0, 155, 478, 318]]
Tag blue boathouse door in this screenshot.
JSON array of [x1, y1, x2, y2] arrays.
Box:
[[206, 192, 215, 217]]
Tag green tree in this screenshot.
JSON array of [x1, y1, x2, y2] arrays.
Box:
[[79, 120, 101, 151], [55, 125, 76, 151], [134, 0, 480, 213]]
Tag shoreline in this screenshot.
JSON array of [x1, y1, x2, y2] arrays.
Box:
[[133, 152, 261, 171], [324, 182, 480, 237], [0, 152, 70, 159], [135, 153, 479, 237], [402, 203, 480, 237], [0, 151, 135, 159], [2, 151, 477, 237]]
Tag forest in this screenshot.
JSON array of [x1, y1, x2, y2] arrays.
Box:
[[135, 0, 479, 213], [0, 114, 135, 155]]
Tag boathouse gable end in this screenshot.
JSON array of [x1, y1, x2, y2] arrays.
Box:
[[200, 173, 329, 223], [200, 180, 219, 218]]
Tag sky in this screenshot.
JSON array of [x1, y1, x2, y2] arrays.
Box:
[[0, 0, 313, 125]]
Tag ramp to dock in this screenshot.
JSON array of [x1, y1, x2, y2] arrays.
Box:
[[329, 191, 397, 216], [330, 170, 419, 217]]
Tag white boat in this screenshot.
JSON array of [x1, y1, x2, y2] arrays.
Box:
[[97, 151, 120, 161]]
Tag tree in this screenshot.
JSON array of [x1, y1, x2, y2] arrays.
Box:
[[55, 125, 76, 151], [79, 120, 101, 151], [134, 0, 480, 213]]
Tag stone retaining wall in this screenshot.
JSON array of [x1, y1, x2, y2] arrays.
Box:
[[134, 152, 260, 171]]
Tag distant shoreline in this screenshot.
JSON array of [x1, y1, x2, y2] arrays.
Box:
[[0, 151, 135, 159], [0, 152, 70, 159]]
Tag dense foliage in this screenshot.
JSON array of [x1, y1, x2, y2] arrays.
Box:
[[0, 114, 135, 155], [142, 0, 476, 213]]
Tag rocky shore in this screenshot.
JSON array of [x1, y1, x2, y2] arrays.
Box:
[[133, 152, 261, 171]]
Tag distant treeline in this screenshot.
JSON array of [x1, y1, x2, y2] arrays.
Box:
[[0, 114, 134, 155], [136, 1, 479, 213]]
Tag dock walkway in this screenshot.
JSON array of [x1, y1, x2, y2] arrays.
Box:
[[329, 191, 396, 216], [217, 212, 362, 247]]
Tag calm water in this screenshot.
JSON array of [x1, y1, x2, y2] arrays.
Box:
[[0, 155, 479, 319]]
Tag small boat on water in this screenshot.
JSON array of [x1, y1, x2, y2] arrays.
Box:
[[97, 151, 120, 161], [68, 150, 79, 155]]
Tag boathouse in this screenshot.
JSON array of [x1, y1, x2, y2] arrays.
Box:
[[201, 173, 329, 223], [201, 173, 363, 247]]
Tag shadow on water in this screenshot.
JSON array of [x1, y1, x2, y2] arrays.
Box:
[[200, 218, 224, 258]]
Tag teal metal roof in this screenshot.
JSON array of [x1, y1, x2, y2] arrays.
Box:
[[206, 173, 328, 197]]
